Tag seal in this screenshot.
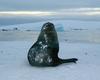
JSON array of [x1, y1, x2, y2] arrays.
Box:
[[27, 22, 78, 67]]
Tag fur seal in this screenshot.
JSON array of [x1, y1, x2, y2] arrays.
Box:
[[27, 22, 78, 67]]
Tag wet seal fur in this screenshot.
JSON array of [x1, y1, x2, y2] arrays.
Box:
[[27, 22, 78, 67]]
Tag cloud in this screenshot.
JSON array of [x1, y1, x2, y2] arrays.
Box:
[[0, 0, 100, 11], [0, 8, 100, 17]]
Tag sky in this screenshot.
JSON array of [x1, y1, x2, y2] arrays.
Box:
[[0, 0, 100, 25], [0, 0, 100, 16], [0, 0, 100, 11]]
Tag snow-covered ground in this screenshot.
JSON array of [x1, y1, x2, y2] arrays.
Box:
[[0, 41, 100, 80], [0, 20, 100, 80]]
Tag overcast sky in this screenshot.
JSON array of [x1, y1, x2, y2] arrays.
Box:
[[0, 0, 100, 11], [0, 0, 100, 25]]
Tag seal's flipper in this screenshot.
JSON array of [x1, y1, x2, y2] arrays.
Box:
[[60, 58, 78, 64]]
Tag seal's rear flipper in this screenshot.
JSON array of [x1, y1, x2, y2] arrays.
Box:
[[60, 58, 78, 64]]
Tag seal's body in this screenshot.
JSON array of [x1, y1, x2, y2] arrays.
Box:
[[27, 22, 78, 67]]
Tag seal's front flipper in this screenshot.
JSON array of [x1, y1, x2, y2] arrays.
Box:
[[60, 58, 78, 64]]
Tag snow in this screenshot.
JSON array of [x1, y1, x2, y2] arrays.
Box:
[[0, 20, 100, 80], [0, 41, 100, 80]]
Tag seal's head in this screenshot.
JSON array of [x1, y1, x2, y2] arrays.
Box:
[[41, 22, 56, 33], [38, 22, 58, 43]]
